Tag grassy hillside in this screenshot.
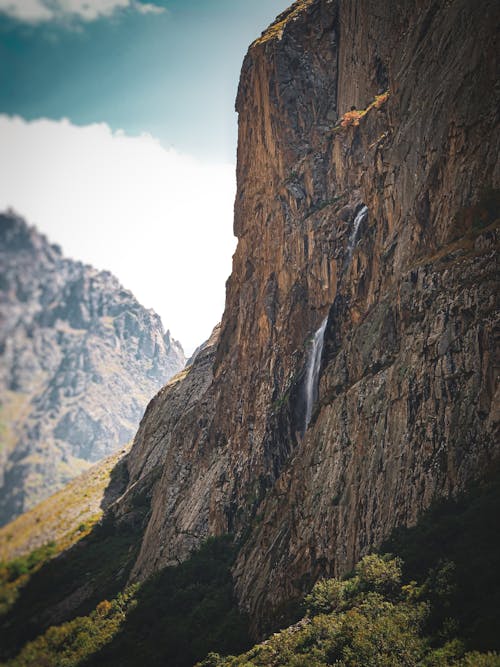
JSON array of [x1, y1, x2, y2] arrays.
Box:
[[0, 447, 129, 563], [1, 537, 250, 667], [0, 448, 131, 654]]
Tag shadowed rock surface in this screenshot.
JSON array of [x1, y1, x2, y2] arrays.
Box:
[[0, 212, 184, 525], [113, 0, 498, 636]]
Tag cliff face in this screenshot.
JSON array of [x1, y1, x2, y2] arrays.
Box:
[[118, 0, 499, 634], [0, 213, 184, 524]]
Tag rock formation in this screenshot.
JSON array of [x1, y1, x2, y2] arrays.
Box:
[[0, 212, 184, 525], [113, 0, 498, 635]]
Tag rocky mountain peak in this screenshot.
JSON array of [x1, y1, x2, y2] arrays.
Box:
[[0, 211, 185, 525]]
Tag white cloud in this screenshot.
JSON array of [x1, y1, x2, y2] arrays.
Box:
[[0, 0, 165, 23], [133, 2, 164, 15], [0, 115, 236, 354], [0, 0, 52, 22]]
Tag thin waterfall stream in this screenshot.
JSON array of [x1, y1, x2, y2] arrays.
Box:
[[303, 316, 328, 429], [302, 204, 368, 432], [345, 205, 368, 268]]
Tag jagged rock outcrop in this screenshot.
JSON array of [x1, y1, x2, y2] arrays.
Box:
[[0, 212, 184, 524], [116, 0, 499, 635], [113, 325, 220, 540]]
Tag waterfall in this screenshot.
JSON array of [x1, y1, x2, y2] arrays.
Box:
[[301, 205, 368, 431], [345, 205, 368, 266], [304, 316, 328, 429]]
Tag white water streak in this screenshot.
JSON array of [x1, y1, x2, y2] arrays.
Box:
[[304, 316, 328, 429], [302, 206, 368, 431], [345, 205, 368, 266]]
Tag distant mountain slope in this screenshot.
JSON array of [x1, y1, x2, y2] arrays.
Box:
[[0, 446, 130, 564], [0, 211, 184, 525]]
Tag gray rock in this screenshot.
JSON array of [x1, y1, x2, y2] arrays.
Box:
[[0, 212, 185, 525]]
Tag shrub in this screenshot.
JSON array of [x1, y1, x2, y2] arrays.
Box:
[[459, 653, 500, 666], [339, 90, 389, 128], [305, 577, 346, 615], [354, 553, 402, 597], [340, 109, 365, 127], [373, 91, 390, 108], [5, 586, 138, 666], [95, 600, 112, 618]]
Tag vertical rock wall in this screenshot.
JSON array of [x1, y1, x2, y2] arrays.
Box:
[[121, 0, 499, 634]]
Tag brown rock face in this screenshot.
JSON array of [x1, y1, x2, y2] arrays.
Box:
[[119, 0, 499, 635]]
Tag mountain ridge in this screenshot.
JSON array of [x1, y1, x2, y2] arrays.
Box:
[[0, 211, 185, 525]]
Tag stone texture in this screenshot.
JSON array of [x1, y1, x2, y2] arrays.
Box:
[[0, 212, 184, 525], [115, 0, 499, 637]]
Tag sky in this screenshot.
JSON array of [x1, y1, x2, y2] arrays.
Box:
[[0, 0, 291, 353]]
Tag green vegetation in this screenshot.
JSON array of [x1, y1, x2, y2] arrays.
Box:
[[83, 536, 250, 667], [0, 457, 132, 657], [271, 375, 297, 414], [0, 542, 57, 615], [0, 447, 128, 565], [1, 469, 499, 666], [0, 517, 141, 661], [253, 0, 315, 46], [382, 470, 500, 652], [198, 471, 500, 666], [0, 536, 250, 667], [1, 542, 57, 583], [3, 587, 138, 667], [197, 554, 499, 666]]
